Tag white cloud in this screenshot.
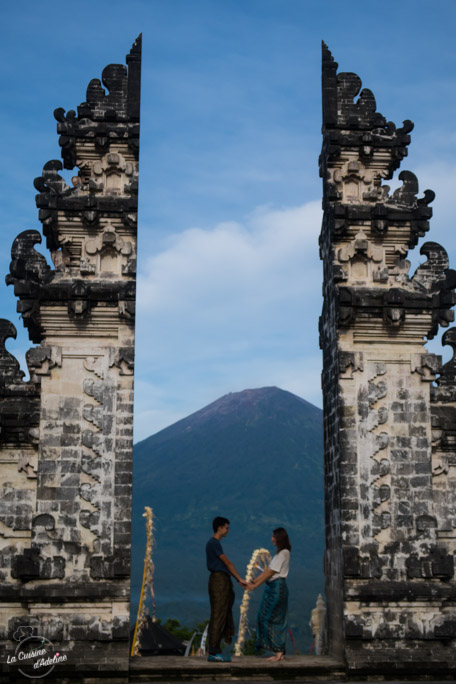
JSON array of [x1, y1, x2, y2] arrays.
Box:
[[133, 177, 456, 441], [133, 201, 323, 440]]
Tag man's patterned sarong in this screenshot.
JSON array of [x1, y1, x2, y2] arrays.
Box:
[[208, 571, 235, 654], [255, 578, 288, 654]]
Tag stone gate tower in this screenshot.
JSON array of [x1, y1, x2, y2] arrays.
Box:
[[0, 37, 141, 680], [320, 44, 456, 675]]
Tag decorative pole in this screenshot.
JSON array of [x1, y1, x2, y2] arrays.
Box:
[[130, 506, 156, 657], [234, 548, 271, 656]]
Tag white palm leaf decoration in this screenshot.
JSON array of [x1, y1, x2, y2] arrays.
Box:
[[234, 547, 271, 656], [130, 506, 155, 657]]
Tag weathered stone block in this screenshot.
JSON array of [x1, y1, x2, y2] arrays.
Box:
[[12, 548, 40, 580]]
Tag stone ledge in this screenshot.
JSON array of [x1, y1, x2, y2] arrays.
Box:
[[129, 654, 346, 681]]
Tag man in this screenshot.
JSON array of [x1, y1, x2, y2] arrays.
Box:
[[206, 516, 246, 662]]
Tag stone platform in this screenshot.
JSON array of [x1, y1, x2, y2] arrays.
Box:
[[129, 655, 346, 681]]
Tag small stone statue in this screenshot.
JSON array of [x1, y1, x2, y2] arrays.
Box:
[[309, 594, 326, 655]]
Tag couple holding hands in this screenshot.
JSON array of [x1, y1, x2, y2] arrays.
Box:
[[205, 516, 291, 663]]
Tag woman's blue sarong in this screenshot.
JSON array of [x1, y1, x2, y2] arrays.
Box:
[[255, 577, 288, 654]]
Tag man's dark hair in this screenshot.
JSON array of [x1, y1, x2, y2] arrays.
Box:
[[212, 516, 230, 533]]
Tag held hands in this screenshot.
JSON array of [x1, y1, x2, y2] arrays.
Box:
[[238, 577, 256, 591]]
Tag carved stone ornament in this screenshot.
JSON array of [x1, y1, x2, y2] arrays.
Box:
[[91, 152, 136, 196], [85, 223, 133, 258], [338, 230, 383, 264], [0, 319, 24, 385]]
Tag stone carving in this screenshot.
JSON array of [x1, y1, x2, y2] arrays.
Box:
[[309, 594, 326, 655], [429, 329, 456, 539], [412, 242, 450, 292], [339, 351, 363, 379], [6, 230, 52, 287], [321, 42, 413, 176], [86, 63, 128, 114], [110, 347, 134, 376], [5, 231, 54, 343], [0, 319, 40, 453], [0, 320, 24, 385], [92, 152, 136, 195], [34, 159, 70, 197], [0, 36, 140, 680], [433, 328, 456, 396], [84, 223, 135, 277], [320, 43, 456, 674], [389, 170, 434, 208], [54, 35, 141, 170], [27, 346, 62, 379]]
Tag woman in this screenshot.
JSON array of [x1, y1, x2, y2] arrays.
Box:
[[247, 527, 291, 661]]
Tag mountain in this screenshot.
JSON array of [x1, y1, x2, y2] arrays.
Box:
[[131, 387, 325, 651]]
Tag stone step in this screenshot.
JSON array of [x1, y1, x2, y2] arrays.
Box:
[[129, 654, 346, 681]]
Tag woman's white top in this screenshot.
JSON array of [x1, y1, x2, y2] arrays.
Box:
[[268, 549, 290, 580]]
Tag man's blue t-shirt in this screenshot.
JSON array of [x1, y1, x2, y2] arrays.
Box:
[[206, 537, 229, 574]]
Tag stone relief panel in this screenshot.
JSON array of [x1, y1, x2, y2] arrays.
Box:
[[83, 223, 135, 277]]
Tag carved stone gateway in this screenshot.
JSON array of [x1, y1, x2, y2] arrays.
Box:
[[1, 35, 455, 681], [320, 44, 456, 675], [0, 37, 140, 681]]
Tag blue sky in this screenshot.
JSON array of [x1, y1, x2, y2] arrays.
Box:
[[1, 1, 456, 440]]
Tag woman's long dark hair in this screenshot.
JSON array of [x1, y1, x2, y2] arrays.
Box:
[[273, 527, 291, 552]]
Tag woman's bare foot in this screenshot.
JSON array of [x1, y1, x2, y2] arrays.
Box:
[[266, 652, 284, 661]]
